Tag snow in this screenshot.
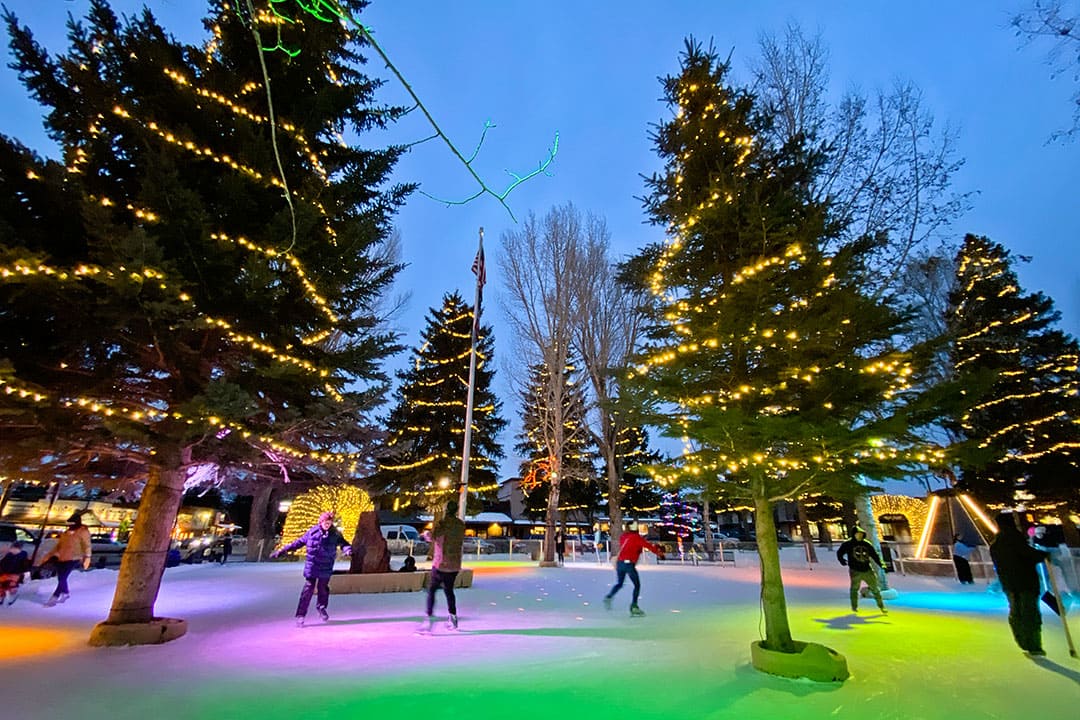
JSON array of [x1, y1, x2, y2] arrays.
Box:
[[0, 549, 1076, 720]]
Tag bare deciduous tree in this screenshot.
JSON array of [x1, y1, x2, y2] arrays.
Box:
[[751, 24, 971, 295], [572, 225, 644, 552], [501, 204, 593, 563], [1012, 1, 1080, 140]]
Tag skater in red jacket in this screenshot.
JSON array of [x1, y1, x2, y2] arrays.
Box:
[[603, 529, 665, 616]]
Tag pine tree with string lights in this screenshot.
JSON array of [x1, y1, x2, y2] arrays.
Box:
[[0, 0, 408, 641], [516, 362, 599, 522], [623, 39, 938, 665], [946, 234, 1080, 521], [372, 292, 506, 511]]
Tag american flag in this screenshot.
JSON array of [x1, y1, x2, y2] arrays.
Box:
[[471, 241, 485, 337]]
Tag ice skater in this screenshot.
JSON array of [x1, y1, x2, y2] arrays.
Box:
[[952, 534, 975, 585], [419, 499, 465, 633], [603, 527, 665, 616], [270, 511, 351, 627], [836, 527, 887, 614], [990, 512, 1049, 656], [0, 540, 30, 605], [40, 512, 92, 607]]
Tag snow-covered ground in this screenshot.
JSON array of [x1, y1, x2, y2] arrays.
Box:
[[1, 548, 1076, 720]]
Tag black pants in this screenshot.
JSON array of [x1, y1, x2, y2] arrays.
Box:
[[295, 575, 330, 617], [1004, 589, 1042, 652], [426, 568, 458, 616], [53, 560, 79, 597], [953, 556, 974, 584]]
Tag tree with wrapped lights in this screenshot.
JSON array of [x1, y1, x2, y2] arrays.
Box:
[[0, 0, 407, 643], [946, 234, 1080, 534], [515, 362, 598, 527], [373, 292, 506, 512], [624, 40, 937, 674]]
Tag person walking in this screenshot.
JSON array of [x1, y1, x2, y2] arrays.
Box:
[[219, 533, 233, 565], [952, 534, 976, 585], [0, 540, 30, 605], [419, 499, 465, 633], [555, 531, 565, 566], [836, 527, 887, 614], [602, 527, 666, 616], [270, 511, 351, 627], [40, 512, 92, 607], [990, 512, 1049, 656]]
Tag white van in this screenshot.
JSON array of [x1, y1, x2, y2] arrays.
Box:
[[380, 524, 424, 554]]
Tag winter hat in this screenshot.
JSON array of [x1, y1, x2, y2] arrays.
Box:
[[852, 527, 866, 537]]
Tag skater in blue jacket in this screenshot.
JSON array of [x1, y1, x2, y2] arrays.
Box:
[[271, 511, 351, 626]]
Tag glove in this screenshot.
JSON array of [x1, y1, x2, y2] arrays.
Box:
[[839, 559, 847, 566], [342, 546, 352, 557]]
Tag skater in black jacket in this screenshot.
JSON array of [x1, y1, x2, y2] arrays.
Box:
[[990, 512, 1049, 656], [836, 527, 887, 614]]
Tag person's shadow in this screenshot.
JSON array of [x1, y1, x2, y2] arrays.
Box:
[[813, 612, 890, 631], [1030, 655, 1080, 685]]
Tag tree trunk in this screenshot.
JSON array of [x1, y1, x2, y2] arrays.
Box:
[[702, 497, 714, 556], [349, 508, 390, 573], [818, 521, 833, 550], [754, 491, 795, 653], [1056, 504, 1079, 548], [797, 499, 817, 563], [606, 449, 623, 552], [246, 481, 283, 561], [0, 478, 13, 516], [104, 444, 187, 624], [543, 473, 562, 564]]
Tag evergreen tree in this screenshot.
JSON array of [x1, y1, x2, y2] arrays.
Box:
[[624, 40, 934, 658], [946, 234, 1080, 516], [516, 362, 598, 524], [374, 292, 506, 511], [0, 1, 407, 639]]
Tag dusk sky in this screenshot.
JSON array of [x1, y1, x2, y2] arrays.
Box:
[[2, 1, 1078, 479]]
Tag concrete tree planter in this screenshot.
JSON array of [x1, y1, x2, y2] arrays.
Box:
[[750, 640, 849, 683], [329, 569, 473, 594], [88, 617, 187, 647]]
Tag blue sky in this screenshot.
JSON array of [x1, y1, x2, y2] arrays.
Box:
[[2, 1, 1078, 481]]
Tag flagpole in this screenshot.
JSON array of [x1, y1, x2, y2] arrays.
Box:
[[458, 228, 484, 520]]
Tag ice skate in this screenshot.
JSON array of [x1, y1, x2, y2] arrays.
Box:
[[57, 592, 70, 604], [445, 614, 459, 631], [44, 595, 59, 607], [317, 607, 329, 622], [602, 596, 612, 611], [629, 605, 646, 617], [415, 616, 435, 635], [7, 588, 17, 605], [295, 616, 305, 627]]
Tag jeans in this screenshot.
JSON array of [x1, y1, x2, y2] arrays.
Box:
[[426, 568, 458, 616], [295, 575, 330, 617], [1004, 590, 1043, 652], [53, 560, 79, 597], [849, 569, 884, 610], [606, 560, 641, 606]]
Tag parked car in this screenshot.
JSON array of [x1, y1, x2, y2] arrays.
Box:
[[0, 522, 40, 557], [461, 537, 496, 554]]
